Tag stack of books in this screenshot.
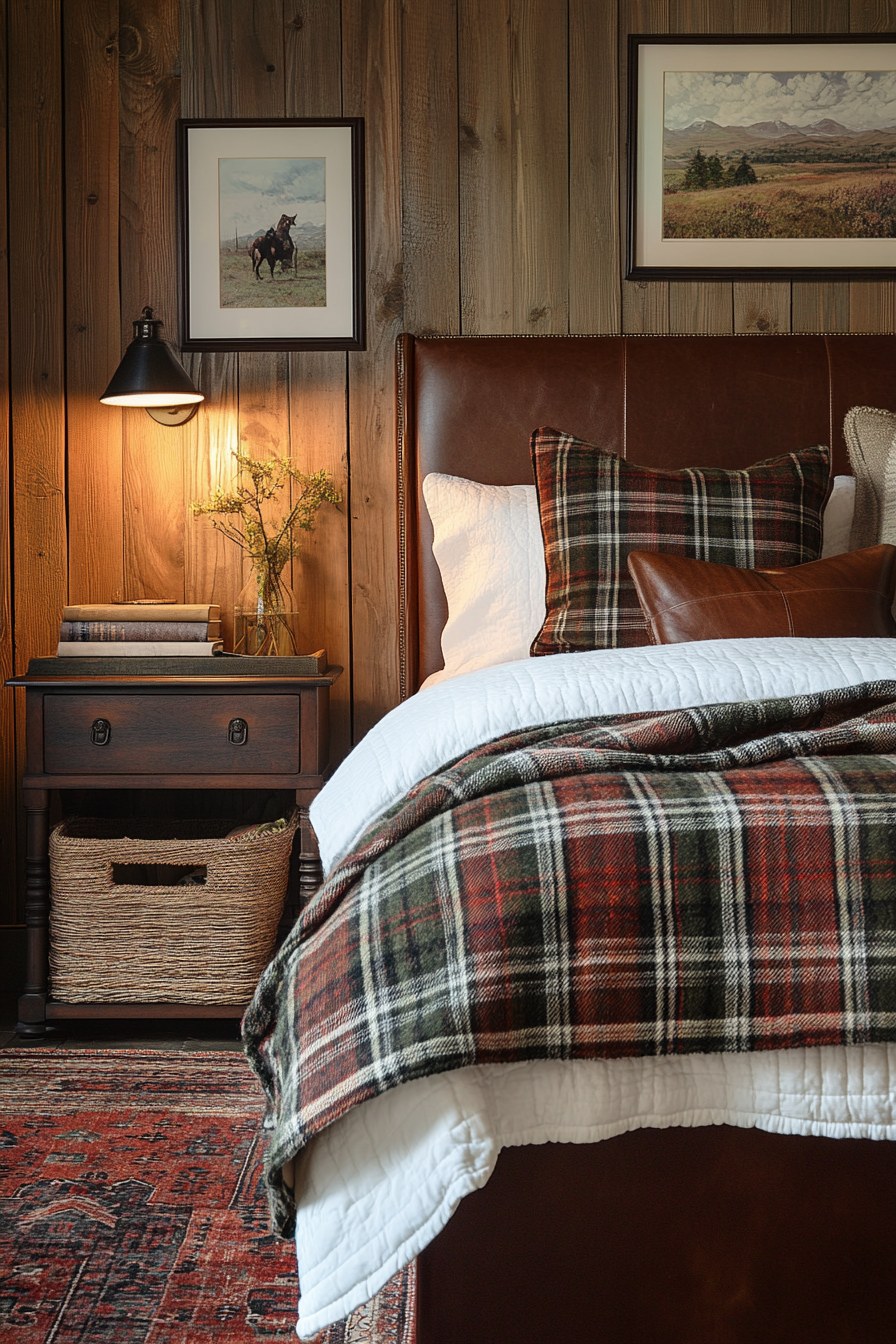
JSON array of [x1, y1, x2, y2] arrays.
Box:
[[57, 603, 222, 657]]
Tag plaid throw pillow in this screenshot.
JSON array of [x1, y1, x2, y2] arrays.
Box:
[[530, 427, 831, 655]]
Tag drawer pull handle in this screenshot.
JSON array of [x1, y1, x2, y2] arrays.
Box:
[[91, 718, 111, 746], [228, 718, 248, 746]]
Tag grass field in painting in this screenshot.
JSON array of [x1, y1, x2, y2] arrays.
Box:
[[662, 164, 896, 239], [219, 247, 326, 308]]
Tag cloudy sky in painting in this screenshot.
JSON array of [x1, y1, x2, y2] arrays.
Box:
[[664, 69, 896, 130], [218, 157, 325, 242]]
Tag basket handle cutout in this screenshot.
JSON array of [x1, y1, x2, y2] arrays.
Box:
[[110, 863, 208, 887]]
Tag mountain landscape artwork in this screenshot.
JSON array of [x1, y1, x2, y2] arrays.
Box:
[[662, 69, 896, 239]]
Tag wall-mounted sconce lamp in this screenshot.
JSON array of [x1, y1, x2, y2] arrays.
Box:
[[100, 307, 204, 426]]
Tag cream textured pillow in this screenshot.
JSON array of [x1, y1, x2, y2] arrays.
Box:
[[843, 406, 896, 549], [422, 473, 546, 679]]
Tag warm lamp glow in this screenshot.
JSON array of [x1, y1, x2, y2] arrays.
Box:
[[101, 391, 204, 407], [100, 307, 204, 426]]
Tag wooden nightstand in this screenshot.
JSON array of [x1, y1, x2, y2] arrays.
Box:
[[8, 659, 342, 1035]]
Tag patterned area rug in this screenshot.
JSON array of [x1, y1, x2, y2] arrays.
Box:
[[0, 1049, 415, 1343]]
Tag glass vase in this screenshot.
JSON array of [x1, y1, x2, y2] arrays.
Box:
[[233, 569, 301, 656]]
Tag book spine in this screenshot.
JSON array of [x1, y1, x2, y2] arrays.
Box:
[[56, 640, 224, 656], [62, 604, 220, 622], [59, 620, 220, 641]]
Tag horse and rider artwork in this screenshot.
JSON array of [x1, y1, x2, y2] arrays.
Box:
[[249, 214, 298, 280], [218, 156, 326, 311]]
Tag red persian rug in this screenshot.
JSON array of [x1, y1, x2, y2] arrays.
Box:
[[0, 1049, 415, 1343]]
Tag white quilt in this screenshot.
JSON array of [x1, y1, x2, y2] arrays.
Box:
[[296, 638, 896, 1338]]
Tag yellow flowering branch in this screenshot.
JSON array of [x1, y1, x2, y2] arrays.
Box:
[[191, 452, 342, 604]]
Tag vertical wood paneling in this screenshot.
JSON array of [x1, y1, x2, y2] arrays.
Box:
[[668, 284, 734, 335], [288, 351, 352, 759], [119, 0, 186, 604], [458, 0, 514, 332], [620, 0, 670, 333], [227, 0, 287, 482], [570, 0, 621, 333], [402, 0, 460, 336], [733, 282, 791, 332], [344, 0, 403, 738], [5, 0, 896, 943], [850, 281, 896, 332], [8, 0, 68, 936], [791, 0, 849, 23], [0, 0, 16, 921], [183, 352, 242, 632], [670, 282, 734, 336], [730, 0, 791, 25], [511, 0, 568, 333], [286, 0, 352, 763], [230, 0, 291, 642], [8, 0, 68, 670], [848, 0, 893, 27], [226, 0, 285, 114], [180, 0, 243, 645], [239, 359, 291, 459], [64, 0, 123, 605]]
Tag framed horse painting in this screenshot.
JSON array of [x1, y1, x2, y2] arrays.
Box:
[[177, 118, 365, 351]]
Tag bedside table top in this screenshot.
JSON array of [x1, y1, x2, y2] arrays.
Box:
[[8, 657, 343, 690]]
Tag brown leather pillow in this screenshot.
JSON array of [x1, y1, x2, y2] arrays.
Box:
[[627, 544, 896, 645]]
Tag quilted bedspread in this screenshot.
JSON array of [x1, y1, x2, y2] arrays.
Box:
[[244, 679, 896, 1238]]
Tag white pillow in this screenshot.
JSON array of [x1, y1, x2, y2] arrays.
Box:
[[422, 473, 545, 679], [821, 474, 856, 557], [423, 472, 856, 682]]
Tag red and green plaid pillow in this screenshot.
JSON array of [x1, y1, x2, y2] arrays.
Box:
[[530, 427, 831, 655]]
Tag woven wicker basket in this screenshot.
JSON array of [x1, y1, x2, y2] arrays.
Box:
[[49, 810, 299, 1003]]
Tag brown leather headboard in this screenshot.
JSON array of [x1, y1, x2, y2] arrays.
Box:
[[396, 332, 896, 695]]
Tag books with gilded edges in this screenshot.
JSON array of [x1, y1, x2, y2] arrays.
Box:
[[60, 620, 222, 641], [56, 640, 224, 657], [58, 602, 222, 657]]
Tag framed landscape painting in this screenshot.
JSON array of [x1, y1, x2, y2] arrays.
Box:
[[627, 36, 896, 278], [177, 118, 365, 351]]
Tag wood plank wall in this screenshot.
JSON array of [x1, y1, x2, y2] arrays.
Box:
[[3, 0, 896, 935]]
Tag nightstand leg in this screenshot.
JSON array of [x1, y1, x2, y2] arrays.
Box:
[[17, 788, 50, 1035], [296, 806, 323, 907]]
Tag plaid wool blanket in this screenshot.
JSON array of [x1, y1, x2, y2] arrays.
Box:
[[243, 681, 896, 1235]]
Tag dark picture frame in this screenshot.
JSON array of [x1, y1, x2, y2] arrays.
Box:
[[177, 118, 365, 351], [626, 35, 896, 279]]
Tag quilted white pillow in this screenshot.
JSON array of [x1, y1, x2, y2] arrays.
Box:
[[422, 473, 545, 678], [423, 472, 855, 681]]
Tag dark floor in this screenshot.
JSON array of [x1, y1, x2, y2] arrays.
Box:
[[0, 989, 245, 1052]]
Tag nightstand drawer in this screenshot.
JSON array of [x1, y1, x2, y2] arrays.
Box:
[[43, 694, 300, 775]]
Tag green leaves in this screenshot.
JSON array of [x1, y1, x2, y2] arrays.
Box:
[[190, 452, 342, 578]]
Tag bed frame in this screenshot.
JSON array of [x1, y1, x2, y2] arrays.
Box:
[[396, 333, 896, 1344]]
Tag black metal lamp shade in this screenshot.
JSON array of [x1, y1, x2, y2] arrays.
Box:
[[100, 308, 204, 426]]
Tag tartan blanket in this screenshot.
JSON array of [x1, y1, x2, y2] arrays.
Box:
[[243, 681, 896, 1235]]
